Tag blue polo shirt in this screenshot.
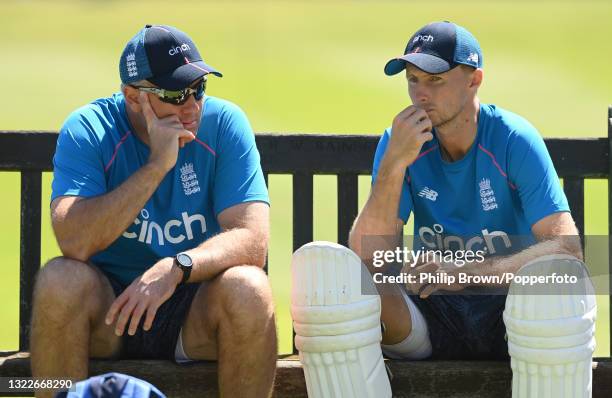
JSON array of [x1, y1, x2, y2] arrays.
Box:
[[51, 93, 269, 285], [372, 103, 569, 255]]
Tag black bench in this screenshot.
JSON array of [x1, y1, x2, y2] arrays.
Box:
[[1, 107, 612, 397]]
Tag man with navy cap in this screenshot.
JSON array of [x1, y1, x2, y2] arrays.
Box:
[[31, 25, 276, 397], [349, 21, 583, 361]]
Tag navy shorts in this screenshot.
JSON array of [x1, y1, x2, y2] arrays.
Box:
[[105, 272, 200, 360], [410, 291, 509, 360]]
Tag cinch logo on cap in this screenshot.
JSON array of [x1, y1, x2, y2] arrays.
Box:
[[413, 34, 434, 43], [168, 43, 191, 56]]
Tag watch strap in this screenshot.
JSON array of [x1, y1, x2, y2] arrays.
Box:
[[174, 255, 192, 285]]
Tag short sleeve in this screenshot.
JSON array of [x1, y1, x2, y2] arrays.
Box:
[[507, 129, 569, 226], [213, 104, 269, 215], [371, 128, 413, 223], [51, 111, 107, 202]]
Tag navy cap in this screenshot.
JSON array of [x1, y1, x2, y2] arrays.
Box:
[[119, 25, 222, 90], [384, 21, 483, 76]]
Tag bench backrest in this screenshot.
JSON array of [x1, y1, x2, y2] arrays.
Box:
[[1, 107, 611, 356]]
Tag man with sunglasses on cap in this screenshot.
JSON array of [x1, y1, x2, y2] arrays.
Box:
[[31, 25, 276, 398], [346, 21, 591, 395]]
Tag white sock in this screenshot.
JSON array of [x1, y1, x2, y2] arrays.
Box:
[[174, 327, 193, 363], [381, 287, 432, 360]]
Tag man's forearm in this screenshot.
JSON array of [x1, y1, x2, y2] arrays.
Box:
[[183, 226, 268, 282], [462, 235, 583, 287], [52, 162, 167, 261], [349, 156, 406, 262]]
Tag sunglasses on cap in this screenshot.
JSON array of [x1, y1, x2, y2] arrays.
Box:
[[130, 78, 207, 105]]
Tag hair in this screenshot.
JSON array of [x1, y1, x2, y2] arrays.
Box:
[[120, 79, 152, 91], [458, 64, 478, 73], [120, 76, 207, 92]]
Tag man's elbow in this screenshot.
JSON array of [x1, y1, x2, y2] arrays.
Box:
[[557, 235, 583, 261], [250, 231, 269, 269], [348, 216, 363, 252], [57, 240, 92, 263], [253, 257, 267, 269], [251, 245, 267, 269], [348, 229, 359, 252], [52, 217, 94, 262], [55, 233, 95, 262]]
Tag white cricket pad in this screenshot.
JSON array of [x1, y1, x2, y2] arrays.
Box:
[[503, 254, 596, 398], [291, 241, 392, 398]]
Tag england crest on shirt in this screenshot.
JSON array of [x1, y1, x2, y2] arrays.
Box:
[[180, 162, 201, 196], [479, 178, 498, 211]]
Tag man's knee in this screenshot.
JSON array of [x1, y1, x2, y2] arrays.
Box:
[[216, 265, 275, 328], [34, 257, 105, 318]]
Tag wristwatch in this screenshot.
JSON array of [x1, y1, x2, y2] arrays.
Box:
[[174, 252, 193, 284]]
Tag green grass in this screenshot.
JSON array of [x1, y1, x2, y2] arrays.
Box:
[[0, 0, 611, 358]]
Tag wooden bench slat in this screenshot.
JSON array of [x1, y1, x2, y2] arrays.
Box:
[[2, 353, 612, 398], [563, 176, 585, 248], [0, 132, 57, 171], [608, 105, 612, 355], [262, 172, 269, 274], [563, 177, 585, 234], [1, 132, 609, 177], [337, 173, 358, 247], [292, 172, 313, 354], [19, 171, 42, 352], [292, 172, 313, 252]]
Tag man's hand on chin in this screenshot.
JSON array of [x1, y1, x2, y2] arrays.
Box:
[[104, 257, 182, 336]]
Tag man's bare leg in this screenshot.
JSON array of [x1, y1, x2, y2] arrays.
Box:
[[30, 257, 121, 398], [379, 283, 413, 344], [181, 265, 277, 398]]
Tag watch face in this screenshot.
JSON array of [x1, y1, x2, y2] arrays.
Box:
[[177, 253, 193, 267]]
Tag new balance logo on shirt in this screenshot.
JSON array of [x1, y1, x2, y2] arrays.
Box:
[[418, 187, 438, 201]]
